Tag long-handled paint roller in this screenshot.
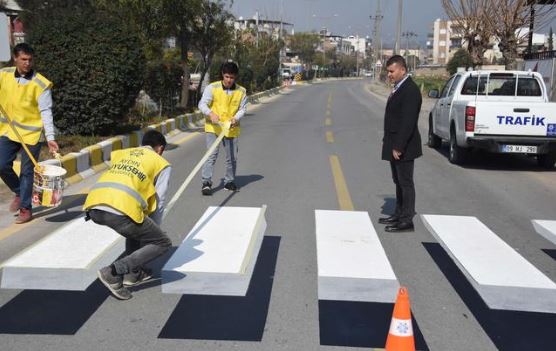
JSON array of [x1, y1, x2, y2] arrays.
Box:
[[163, 121, 232, 219]]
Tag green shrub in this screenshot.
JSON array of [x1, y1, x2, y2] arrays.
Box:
[[28, 4, 145, 135], [143, 59, 182, 114]]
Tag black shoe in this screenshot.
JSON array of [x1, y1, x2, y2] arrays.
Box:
[[224, 182, 238, 192], [202, 181, 212, 196], [385, 221, 414, 232], [97, 266, 132, 300], [378, 215, 399, 224]]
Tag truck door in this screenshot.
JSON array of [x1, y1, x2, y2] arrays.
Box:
[[436, 75, 458, 136]]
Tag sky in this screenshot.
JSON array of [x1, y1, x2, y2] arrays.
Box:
[[229, 0, 556, 47]]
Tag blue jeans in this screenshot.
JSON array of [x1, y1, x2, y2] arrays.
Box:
[[201, 132, 238, 184], [88, 209, 172, 275], [0, 136, 42, 210]]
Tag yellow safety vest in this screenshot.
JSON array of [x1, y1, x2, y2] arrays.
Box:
[[204, 81, 246, 138], [0, 67, 52, 145], [83, 147, 171, 224]]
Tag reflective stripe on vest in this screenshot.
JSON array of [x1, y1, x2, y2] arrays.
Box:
[[90, 182, 148, 210], [0, 69, 51, 145], [83, 147, 170, 223]]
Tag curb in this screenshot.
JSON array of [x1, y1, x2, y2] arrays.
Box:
[[58, 86, 286, 184]]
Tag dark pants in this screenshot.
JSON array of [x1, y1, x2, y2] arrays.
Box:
[[0, 136, 42, 210], [389, 160, 416, 222], [88, 209, 172, 275]]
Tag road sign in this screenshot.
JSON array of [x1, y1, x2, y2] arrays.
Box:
[[0, 13, 10, 62]]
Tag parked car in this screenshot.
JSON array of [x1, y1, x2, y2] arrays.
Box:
[[428, 70, 556, 168]]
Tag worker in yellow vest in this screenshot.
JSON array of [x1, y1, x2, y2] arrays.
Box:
[[0, 43, 59, 224], [83, 130, 172, 300], [198, 61, 247, 195]]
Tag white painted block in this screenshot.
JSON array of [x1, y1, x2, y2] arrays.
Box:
[[422, 215, 556, 313], [316, 210, 398, 303], [532, 220, 556, 246], [162, 206, 267, 295], [0, 217, 124, 291]]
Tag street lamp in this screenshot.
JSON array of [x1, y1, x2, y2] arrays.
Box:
[[312, 13, 339, 78]]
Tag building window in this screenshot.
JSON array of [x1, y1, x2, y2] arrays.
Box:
[[440, 29, 447, 34], [439, 40, 446, 47]]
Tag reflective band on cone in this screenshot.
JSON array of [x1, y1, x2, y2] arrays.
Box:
[[385, 287, 416, 351]]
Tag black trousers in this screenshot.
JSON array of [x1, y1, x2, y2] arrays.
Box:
[[389, 160, 416, 222]]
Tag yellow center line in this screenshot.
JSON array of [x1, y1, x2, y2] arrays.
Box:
[[326, 131, 335, 143], [0, 186, 90, 242], [329, 155, 355, 211], [325, 118, 332, 126], [174, 131, 201, 145], [325, 110, 331, 116]]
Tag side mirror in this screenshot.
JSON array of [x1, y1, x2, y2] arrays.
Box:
[[428, 89, 439, 99]]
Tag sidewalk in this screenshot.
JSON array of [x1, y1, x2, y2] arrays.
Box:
[[365, 79, 436, 113]]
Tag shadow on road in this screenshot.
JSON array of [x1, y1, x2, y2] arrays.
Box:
[[318, 300, 428, 349], [424, 242, 556, 350], [158, 236, 280, 341], [380, 197, 397, 216], [211, 174, 263, 194], [0, 280, 108, 335], [542, 249, 556, 261]]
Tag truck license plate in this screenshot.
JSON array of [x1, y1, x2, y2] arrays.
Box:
[[501, 145, 538, 153]]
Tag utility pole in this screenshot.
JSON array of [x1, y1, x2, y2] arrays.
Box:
[[370, 0, 383, 79], [279, 0, 283, 81], [395, 0, 403, 54], [256, 10, 260, 48]]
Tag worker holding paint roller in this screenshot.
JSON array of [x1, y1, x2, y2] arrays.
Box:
[[198, 61, 247, 196], [84, 130, 172, 300], [0, 43, 59, 224]]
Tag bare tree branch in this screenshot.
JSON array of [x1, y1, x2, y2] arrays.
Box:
[[442, 0, 494, 66]]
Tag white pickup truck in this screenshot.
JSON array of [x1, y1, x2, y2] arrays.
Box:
[[428, 70, 556, 168]]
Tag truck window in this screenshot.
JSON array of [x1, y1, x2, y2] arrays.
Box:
[[460, 76, 487, 95], [486, 73, 542, 96], [516, 76, 542, 96], [489, 74, 516, 95], [448, 75, 462, 96], [440, 76, 455, 98]]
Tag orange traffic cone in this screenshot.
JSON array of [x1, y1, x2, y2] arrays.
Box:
[[385, 286, 415, 351]]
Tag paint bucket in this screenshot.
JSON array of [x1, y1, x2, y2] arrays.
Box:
[[32, 164, 67, 207]]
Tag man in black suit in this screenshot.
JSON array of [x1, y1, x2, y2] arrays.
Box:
[[379, 55, 422, 232]]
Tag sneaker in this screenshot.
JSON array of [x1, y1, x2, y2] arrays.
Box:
[[224, 182, 238, 192], [123, 267, 153, 287], [202, 181, 212, 196], [15, 208, 32, 224], [97, 266, 132, 300], [9, 196, 20, 213]]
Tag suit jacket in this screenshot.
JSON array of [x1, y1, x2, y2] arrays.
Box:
[[381, 76, 423, 161]]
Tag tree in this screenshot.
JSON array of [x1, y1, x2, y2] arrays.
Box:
[[289, 32, 320, 64], [442, 0, 493, 66], [190, 0, 234, 93], [25, 1, 145, 135], [447, 48, 474, 74], [484, 0, 555, 68], [95, 0, 210, 109]]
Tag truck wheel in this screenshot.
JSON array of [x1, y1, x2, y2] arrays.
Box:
[[449, 128, 467, 164], [538, 152, 556, 169], [428, 115, 442, 149]]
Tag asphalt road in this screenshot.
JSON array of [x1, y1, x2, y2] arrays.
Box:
[[0, 79, 555, 351]]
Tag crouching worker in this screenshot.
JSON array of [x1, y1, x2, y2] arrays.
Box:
[[83, 130, 172, 300]]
